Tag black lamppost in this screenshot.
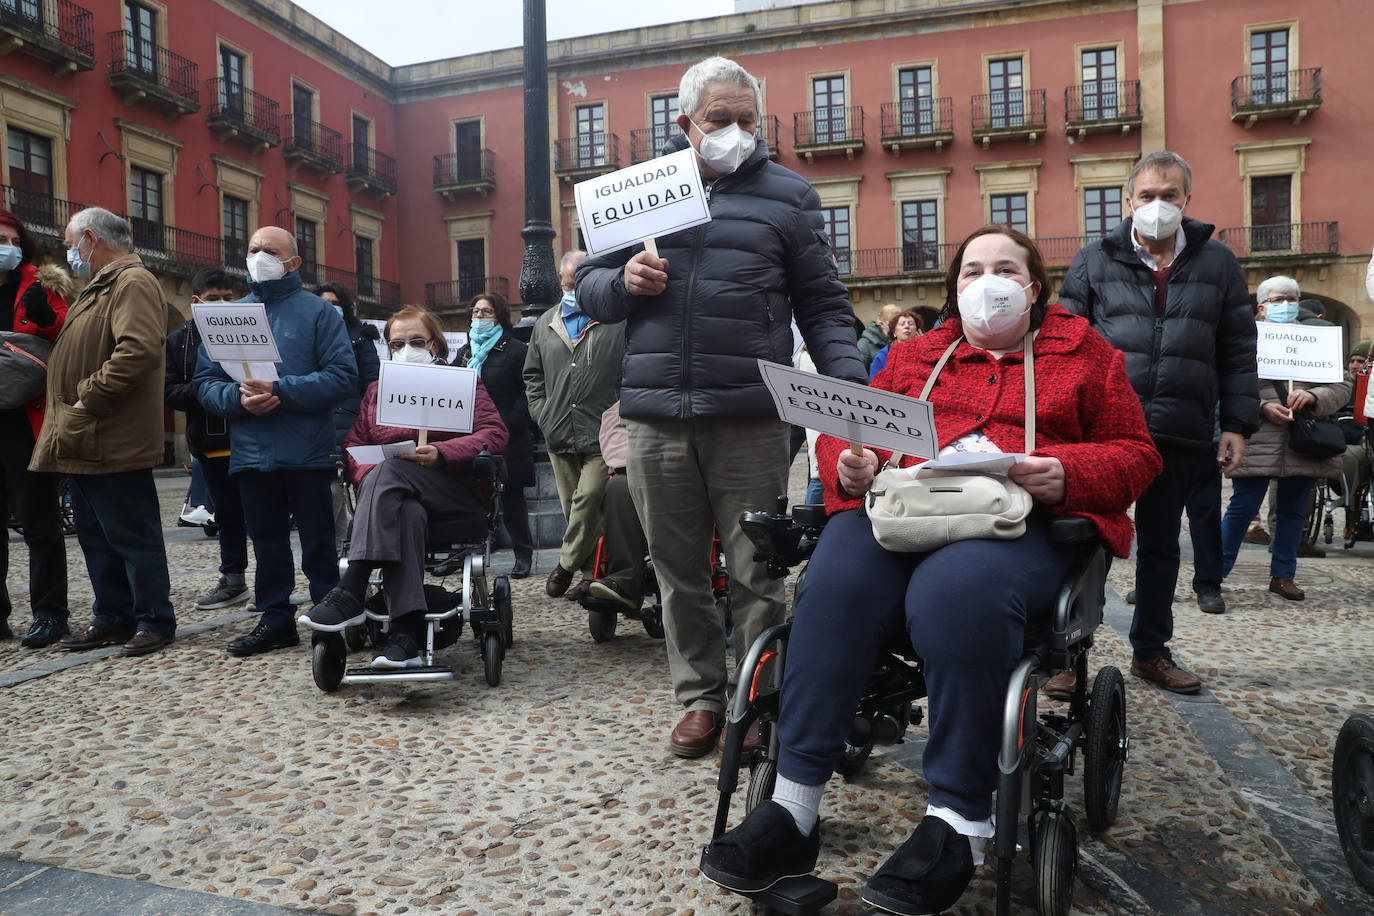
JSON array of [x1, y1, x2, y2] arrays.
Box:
[[516, 0, 560, 339]]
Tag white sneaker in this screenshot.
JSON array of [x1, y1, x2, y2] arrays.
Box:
[[179, 505, 214, 526]]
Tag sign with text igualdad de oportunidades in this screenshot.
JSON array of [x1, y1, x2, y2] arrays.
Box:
[[573, 147, 711, 257], [1256, 323, 1343, 384]]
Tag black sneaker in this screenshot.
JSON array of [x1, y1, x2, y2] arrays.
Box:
[[372, 631, 421, 669], [194, 576, 251, 610], [298, 587, 365, 632], [700, 800, 821, 894], [1196, 591, 1226, 615], [226, 622, 300, 657], [21, 617, 69, 648], [510, 556, 532, 579], [861, 816, 975, 916]]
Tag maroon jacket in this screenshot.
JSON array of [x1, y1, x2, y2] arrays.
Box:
[[817, 304, 1161, 558], [343, 377, 510, 493]]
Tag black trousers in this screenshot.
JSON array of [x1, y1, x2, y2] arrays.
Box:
[[0, 408, 67, 623], [1184, 460, 1223, 595]]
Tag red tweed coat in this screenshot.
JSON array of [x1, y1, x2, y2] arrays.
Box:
[[816, 304, 1162, 557]]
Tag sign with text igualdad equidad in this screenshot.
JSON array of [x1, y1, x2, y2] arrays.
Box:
[[375, 361, 479, 434], [1256, 323, 1343, 384], [191, 302, 281, 364], [573, 147, 711, 257], [756, 360, 938, 459]]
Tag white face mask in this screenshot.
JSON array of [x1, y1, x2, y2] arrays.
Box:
[[691, 120, 756, 174], [957, 274, 1033, 338], [246, 251, 288, 283], [393, 344, 434, 365], [1132, 199, 1184, 241], [470, 317, 496, 334]]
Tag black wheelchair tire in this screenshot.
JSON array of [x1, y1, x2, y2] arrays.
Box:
[[343, 624, 367, 653], [1033, 810, 1077, 916], [311, 635, 346, 692], [493, 576, 513, 648], [483, 632, 503, 686], [641, 602, 665, 639], [203, 522, 219, 538], [588, 607, 617, 643], [1084, 666, 1127, 831], [1304, 483, 1324, 548], [1333, 713, 1374, 892], [745, 756, 777, 816], [834, 739, 874, 779]]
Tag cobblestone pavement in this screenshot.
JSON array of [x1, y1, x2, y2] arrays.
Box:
[[1, 469, 1370, 915]]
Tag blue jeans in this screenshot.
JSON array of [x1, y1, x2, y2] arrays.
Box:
[[187, 457, 213, 510], [1222, 476, 1315, 580], [804, 477, 825, 506], [68, 470, 175, 636], [236, 468, 337, 629]]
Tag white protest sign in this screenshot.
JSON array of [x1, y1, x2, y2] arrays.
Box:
[[191, 302, 281, 364], [573, 147, 710, 258], [375, 361, 479, 434], [756, 360, 938, 459], [1256, 323, 1343, 384]]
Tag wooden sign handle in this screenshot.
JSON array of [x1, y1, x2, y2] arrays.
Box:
[[241, 361, 253, 380], [644, 238, 659, 260], [849, 441, 863, 457], [417, 429, 428, 448]]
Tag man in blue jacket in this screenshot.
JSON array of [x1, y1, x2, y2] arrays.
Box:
[[195, 226, 357, 656]]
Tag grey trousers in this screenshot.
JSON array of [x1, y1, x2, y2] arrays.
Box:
[[626, 416, 789, 715], [348, 459, 486, 622]]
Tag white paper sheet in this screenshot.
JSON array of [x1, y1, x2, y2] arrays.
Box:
[[909, 452, 1027, 478], [345, 440, 418, 465], [221, 360, 279, 382]]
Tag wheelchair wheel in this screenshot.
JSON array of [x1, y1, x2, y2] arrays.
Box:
[[482, 632, 503, 687], [493, 576, 514, 648], [641, 602, 665, 639], [343, 624, 367, 653], [588, 607, 617, 643], [1084, 666, 1127, 831], [745, 756, 777, 816], [311, 634, 346, 692], [833, 739, 874, 779], [1333, 713, 1374, 891], [1033, 810, 1077, 916]]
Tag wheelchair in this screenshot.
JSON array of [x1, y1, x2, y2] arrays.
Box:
[[309, 449, 515, 692], [1334, 712, 1374, 893], [706, 499, 1127, 916]]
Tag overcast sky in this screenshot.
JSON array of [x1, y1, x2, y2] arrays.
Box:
[[291, 1, 737, 67]]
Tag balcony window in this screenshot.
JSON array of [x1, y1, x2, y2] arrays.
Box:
[[6, 127, 53, 227], [990, 193, 1028, 234], [988, 58, 1025, 129], [1080, 48, 1119, 120], [901, 200, 941, 271], [355, 235, 374, 298], [820, 206, 851, 274], [292, 84, 315, 152], [454, 120, 483, 181], [575, 103, 607, 168], [128, 165, 162, 251], [123, 0, 155, 78], [1083, 187, 1122, 240], [897, 66, 935, 135], [295, 217, 317, 285], [812, 75, 847, 144], [1250, 28, 1290, 105], [218, 45, 244, 116], [650, 94, 679, 155], [223, 194, 248, 266], [1250, 175, 1293, 251]]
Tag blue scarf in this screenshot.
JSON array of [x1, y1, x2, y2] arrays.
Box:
[[465, 323, 503, 374]]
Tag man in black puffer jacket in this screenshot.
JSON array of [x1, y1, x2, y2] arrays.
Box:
[[577, 56, 865, 760], [1059, 150, 1259, 696]]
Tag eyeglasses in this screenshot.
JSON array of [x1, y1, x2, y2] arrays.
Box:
[[471, 306, 496, 317], [1262, 295, 1300, 305], [387, 337, 431, 351]]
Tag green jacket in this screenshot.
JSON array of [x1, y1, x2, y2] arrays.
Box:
[[523, 307, 625, 454], [857, 320, 890, 370]]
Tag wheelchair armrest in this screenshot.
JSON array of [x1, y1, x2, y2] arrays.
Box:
[[1047, 516, 1098, 544], [471, 447, 508, 485], [791, 504, 828, 528]]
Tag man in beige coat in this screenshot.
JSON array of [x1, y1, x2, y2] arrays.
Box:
[[30, 207, 175, 656]]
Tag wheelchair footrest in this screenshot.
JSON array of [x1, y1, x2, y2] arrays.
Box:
[[341, 665, 454, 684], [743, 875, 837, 914]]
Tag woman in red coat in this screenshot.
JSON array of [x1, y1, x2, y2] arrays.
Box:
[[0, 209, 71, 647], [702, 227, 1162, 914]]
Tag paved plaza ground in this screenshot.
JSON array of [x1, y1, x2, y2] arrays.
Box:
[[1, 465, 1371, 915]]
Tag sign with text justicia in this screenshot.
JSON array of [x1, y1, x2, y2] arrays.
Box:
[[572, 148, 711, 257], [375, 361, 479, 434], [191, 302, 281, 364]]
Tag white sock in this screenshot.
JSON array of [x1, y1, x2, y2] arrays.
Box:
[[927, 804, 994, 867], [771, 776, 824, 835]]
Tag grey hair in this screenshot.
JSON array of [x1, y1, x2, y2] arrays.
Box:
[[1256, 275, 1300, 304], [559, 249, 586, 274], [69, 207, 132, 252], [1128, 150, 1193, 196], [678, 56, 761, 121]]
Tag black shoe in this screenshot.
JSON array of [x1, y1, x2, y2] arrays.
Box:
[[21, 617, 69, 648], [372, 631, 421, 669], [700, 800, 821, 894], [194, 576, 251, 610], [1197, 591, 1226, 615], [297, 587, 365, 632], [0, 619, 12, 640], [226, 622, 300, 656], [510, 556, 532, 579], [861, 816, 975, 916], [1125, 589, 1137, 605]]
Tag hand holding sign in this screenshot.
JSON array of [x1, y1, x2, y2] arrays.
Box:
[[624, 249, 670, 296]]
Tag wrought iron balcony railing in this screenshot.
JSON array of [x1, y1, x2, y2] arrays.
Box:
[[129, 219, 224, 271], [434, 150, 496, 196], [880, 98, 955, 140], [832, 245, 960, 279], [107, 30, 199, 113], [1230, 68, 1322, 126], [794, 105, 865, 149], [757, 114, 781, 159], [318, 266, 400, 309], [425, 277, 512, 312], [1217, 221, 1339, 258], [0, 184, 85, 241], [0, 0, 95, 71], [630, 126, 677, 164], [970, 89, 1046, 142], [205, 79, 281, 146], [347, 144, 397, 196], [554, 135, 621, 175], [282, 116, 345, 173], [1065, 80, 1142, 127]]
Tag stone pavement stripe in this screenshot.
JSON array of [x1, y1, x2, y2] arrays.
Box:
[[1101, 589, 1370, 916], [0, 857, 294, 915], [0, 610, 256, 690]]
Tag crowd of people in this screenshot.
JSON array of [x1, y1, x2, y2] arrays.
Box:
[[3, 52, 1374, 916]]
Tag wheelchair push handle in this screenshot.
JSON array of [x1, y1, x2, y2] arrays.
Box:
[[471, 446, 509, 485]]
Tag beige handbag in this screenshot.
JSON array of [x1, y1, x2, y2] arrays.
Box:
[[865, 333, 1035, 553]]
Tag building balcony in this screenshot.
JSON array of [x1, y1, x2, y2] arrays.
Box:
[[282, 116, 345, 176], [793, 106, 864, 162], [347, 144, 397, 198], [630, 126, 675, 164], [128, 219, 224, 277], [106, 30, 199, 120], [0, 0, 95, 75], [757, 114, 781, 161], [1065, 81, 1142, 140], [1230, 68, 1322, 127], [0, 184, 85, 247], [321, 265, 400, 313], [1217, 221, 1339, 261], [425, 276, 511, 313], [880, 98, 955, 154], [205, 81, 281, 151], [834, 245, 959, 281], [434, 150, 495, 199], [554, 135, 621, 182], [970, 90, 1046, 148]]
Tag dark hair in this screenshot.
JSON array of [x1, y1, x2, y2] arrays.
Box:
[[315, 282, 358, 326], [470, 290, 512, 331], [385, 305, 448, 361], [0, 210, 39, 266], [886, 308, 923, 338], [940, 225, 1051, 330], [192, 267, 238, 298]]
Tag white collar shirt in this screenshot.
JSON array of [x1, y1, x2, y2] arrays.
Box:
[[1131, 224, 1186, 270]]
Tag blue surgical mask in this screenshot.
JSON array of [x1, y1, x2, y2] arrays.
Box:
[[1266, 302, 1299, 324], [66, 236, 91, 279], [0, 245, 20, 272], [560, 290, 579, 312], [332, 304, 344, 319], [470, 317, 496, 334]]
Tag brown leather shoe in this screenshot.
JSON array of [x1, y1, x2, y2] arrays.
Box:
[[59, 624, 134, 652], [670, 710, 724, 758], [545, 564, 574, 598], [1131, 654, 1201, 694], [1296, 540, 1326, 559], [565, 579, 593, 602], [1043, 669, 1075, 700], [1243, 527, 1271, 546], [123, 630, 174, 657], [1268, 576, 1305, 601], [716, 720, 761, 762]]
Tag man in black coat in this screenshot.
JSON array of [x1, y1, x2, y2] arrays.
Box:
[[577, 56, 866, 759], [1059, 150, 1259, 695]]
